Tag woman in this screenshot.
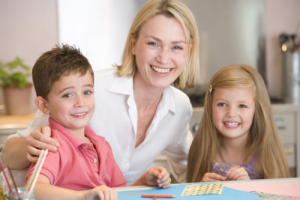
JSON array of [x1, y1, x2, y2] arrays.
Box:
[[3, 0, 199, 186]]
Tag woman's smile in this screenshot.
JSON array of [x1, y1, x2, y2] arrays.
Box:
[[132, 14, 190, 89]]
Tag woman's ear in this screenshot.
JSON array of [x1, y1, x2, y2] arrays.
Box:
[[35, 96, 50, 114], [131, 34, 136, 55]]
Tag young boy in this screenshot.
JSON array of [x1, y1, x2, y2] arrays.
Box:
[[26, 44, 125, 200]]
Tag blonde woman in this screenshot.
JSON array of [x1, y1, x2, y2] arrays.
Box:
[[187, 65, 290, 183], [3, 0, 199, 187]]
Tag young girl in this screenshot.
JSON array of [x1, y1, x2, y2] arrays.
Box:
[[187, 65, 291, 182]]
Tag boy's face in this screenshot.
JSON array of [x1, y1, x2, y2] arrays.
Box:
[[44, 72, 95, 132]]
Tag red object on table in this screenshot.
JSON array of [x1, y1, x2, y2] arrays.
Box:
[[141, 194, 176, 199]]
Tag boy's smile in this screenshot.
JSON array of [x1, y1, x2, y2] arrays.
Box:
[[43, 72, 95, 135], [212, 88, 255, 142]]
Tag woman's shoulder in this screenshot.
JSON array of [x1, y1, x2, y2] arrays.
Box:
[[94, 67, 117, 77], [93, 68, 118, 90], [169, 86, 192, 111]]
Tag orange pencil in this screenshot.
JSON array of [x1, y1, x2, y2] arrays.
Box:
[[141, 194, 176, 198]]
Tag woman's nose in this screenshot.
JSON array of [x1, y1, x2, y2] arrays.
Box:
[[156, 47, 170, 64]]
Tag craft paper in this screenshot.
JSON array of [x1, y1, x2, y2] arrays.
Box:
[[225, 182, 300, 197], [118, 183, 262, 200]]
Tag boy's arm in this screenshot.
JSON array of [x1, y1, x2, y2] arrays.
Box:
[[28, 174, 117, 200], [26, 174, 84, 200]]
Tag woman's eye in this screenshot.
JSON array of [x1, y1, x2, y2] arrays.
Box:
[[173, 46, 183, 50], [239, 104, 247, 108], [84, 90, 92, 95], [63, 93, 72, 98], [218, 103, 226, 107], [148, 42, 158, 46]]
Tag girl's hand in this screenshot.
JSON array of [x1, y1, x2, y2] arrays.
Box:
[[83, 185, 117, 200], [141, 166, 171, 188], [201, 173, 227, 182], [225, 166, 250, 180]]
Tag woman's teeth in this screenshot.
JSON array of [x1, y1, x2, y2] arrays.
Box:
[[224, 122, 239, 127], [72, 113, 86, 116], [151, 66, 171, 73]]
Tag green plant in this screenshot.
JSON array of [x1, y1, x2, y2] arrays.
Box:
[[0, 57, 30, 89]]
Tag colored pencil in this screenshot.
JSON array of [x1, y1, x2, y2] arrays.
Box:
[[7, 165, 20, 199], [141, 194, 176, 198], [0, 162, 13, 194]]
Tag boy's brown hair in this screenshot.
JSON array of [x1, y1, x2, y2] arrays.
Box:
[[32, 44, 94, 100]]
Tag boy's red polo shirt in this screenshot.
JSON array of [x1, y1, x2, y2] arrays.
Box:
[[26, 118, 126, 190]]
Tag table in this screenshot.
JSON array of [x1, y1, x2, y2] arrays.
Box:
[[115, 178, 300, 200]]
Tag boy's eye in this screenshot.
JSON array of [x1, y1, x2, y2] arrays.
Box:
[[218, 103, 226, 107], [239, 104, 247, 108], [84, 90, 92, 95], [63, 93, 72, 98]]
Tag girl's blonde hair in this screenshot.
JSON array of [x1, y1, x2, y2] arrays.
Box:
[[115, 0, 199, 89], [187, 65, 290, 182]]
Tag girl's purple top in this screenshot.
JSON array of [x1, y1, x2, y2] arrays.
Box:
[[211, 156, 264, 179]]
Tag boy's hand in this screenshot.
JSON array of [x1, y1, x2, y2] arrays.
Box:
[[26, 125, 60, 162], [201, 173, 227, 182], [141, 166, 171, 188], [225, 166, 250, 180], [83, 185, 117, 200]]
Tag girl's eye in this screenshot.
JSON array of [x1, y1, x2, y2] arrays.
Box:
[[239, 104, 247, 108], [63, 93, 72, 98], [218, 103, 226, 107], [84, 90, 92, 95], [173, 46, 183, 50]]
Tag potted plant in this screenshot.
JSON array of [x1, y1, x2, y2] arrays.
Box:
[[0, 57, 32, 115]]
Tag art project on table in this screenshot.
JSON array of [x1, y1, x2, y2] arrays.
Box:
[[118, 183, 262, 200]]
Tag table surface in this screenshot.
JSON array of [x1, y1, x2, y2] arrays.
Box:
[[115, 177, 300, 191], [115, 178, 300, 199]]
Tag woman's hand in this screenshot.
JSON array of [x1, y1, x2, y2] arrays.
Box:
[[133, 166, 171, 188], [225, 166, 250, 181], [201, 173, 227, 182], [26, 125, 60, 162], [83, 185, 117, 200]]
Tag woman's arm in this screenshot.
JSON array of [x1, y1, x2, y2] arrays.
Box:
[[2, 137, 29, 169], [2, 110, 59, 169]]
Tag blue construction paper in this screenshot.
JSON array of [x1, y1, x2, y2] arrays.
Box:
[[118, 183, 262, 200]]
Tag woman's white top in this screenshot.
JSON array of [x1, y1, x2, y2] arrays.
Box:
[[7, 68, 193, 186]]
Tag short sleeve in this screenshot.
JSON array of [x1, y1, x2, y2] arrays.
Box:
[[25, 150, 60, 185]]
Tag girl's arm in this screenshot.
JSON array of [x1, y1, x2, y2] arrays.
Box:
[[27, 174, 117, 200]]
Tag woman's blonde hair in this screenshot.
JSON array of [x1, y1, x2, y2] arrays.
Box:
[[187, 65, 290, 182], [115, 0, 199, 89]]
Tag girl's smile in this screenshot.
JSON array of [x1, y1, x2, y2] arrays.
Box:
[[212, 88, 255, 141]]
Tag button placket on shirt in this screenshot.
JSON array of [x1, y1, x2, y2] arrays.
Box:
[[81, 144, 99, 172]]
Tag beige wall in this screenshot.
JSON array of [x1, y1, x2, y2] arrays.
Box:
[[0, 0, 58, 115], [265, 0, 300, 99]]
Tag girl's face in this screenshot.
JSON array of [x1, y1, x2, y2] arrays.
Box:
[[131, 14, 191, 89], [212, 88, 255, 142]]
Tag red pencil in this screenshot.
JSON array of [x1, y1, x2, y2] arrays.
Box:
[[141, 194, 176, 198]]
